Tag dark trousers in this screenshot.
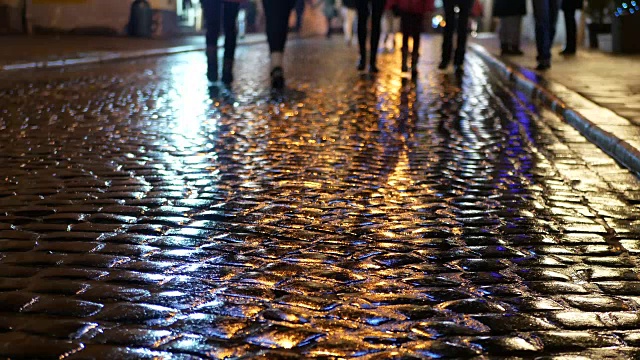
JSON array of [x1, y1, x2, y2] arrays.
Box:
[[294, 0, 305, 32], [442, 0, 472, 66], [563, 7, 577, 52], [532, 0, 559, 63], [202, 0, 240, 59], [355, 0, 385, 65], [401, 13, 422, 65], [263, 0, 296, 53]]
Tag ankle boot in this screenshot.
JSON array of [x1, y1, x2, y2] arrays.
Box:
[[206, 47, 218, 82], [221, 58, 234, 84]]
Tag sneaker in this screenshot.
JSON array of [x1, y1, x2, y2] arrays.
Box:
[[535, 62, 551, 71]]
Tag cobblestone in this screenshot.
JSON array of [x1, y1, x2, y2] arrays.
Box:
[[0, 36, 640, 358]]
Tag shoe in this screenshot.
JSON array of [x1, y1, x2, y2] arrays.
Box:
[[535, 62, 551, 71], [438, 61, 449, 70], [221, 58, 233, 84], [560, 49, 576, 56], [369, 64, 379, 73], [511, 47, 524, 56], [357, 58, 366, 71], [454, 64, 464, 75], [271, 66, 285, 89]]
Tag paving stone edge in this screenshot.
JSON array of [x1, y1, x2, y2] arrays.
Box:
[[470, 43, 640, 177], [0, 36, 267, 72]]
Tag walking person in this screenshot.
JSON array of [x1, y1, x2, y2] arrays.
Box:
[[381, 2, 400, 52], [531, 0, 560, 70], [201, 0, 243, 84], [324, 0, 339, 38], [389, 0, 434, 77], [355, 0, 386, 72], [263, 0, 297, 88], [493, 0, 526, 56], [439, 0, 472, 72], [342, 0, 358, 45], [560, 0, 582, 55]]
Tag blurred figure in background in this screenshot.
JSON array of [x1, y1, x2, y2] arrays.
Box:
[[294, 0, 306, 32], [493, 0, 526, 55], [356, 0, 386, 72], [560, 0, 582, 55], [381, 2, 400, 52], [342, 0, 358, 45], [439, 0, 472, 72], [263, 0, 297, 88], [389, 0, 435, 77], [531, 0, 559, 70], [324, 0, 339, 37], [202, 0, 243, 84]]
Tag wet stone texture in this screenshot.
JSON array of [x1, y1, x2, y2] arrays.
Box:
[[1, 37, 640, 359]]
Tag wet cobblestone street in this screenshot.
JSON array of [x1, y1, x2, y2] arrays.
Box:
[[2, 37, 640, 359]]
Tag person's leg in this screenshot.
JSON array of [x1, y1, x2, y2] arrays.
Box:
[[499, 17, 509, 53], [410, 14, 421, 76], [355, 0, 370, 69], [294, 0, 305, 32], [563, 7, 577, 53], [369, 0, 385, 71], [221, 1, 240, 83], [453, 0, 471, 67], [513, 16, 523, 52], [440, 0, 456, 67], [549, 0, 560, 45], [401, 15, 409, 72], [202, 0, 222, 81], [263, 0, 295, 87], [344, 7, 356, 44], [531, 0, 551, 68]]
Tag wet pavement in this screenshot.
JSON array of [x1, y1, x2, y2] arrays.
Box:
[[1, 36, 640, 359]]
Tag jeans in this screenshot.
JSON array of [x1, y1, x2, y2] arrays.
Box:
[[201, 0, 240, 59], [442, 0, 472, 66], [355, 0, 386, 65], [532, 0, 559, 63], [263, 0, 297, 53]]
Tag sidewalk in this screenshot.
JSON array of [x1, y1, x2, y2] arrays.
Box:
[[472, 34, 640, 175], [0, 33, 266, 71]]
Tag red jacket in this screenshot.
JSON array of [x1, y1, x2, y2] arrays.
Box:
[[387, 0, 435, 14]]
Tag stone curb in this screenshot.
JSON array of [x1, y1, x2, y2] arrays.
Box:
[[0, 36, 267, 72], [470, 43, 640, 177]]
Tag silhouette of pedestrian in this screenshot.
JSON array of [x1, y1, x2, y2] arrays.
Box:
[[342, 0, 358, 45], [263, 0, 297, 88], [355, 0, 386, 73], [389, 0, 435, 77], [294, 0, 306, 32], [531, 0, 560, 70], [439, 0, 472, 73], [493, 0, 526, 56], [560, 0, 582, 55], [202, 0, 243, 84]]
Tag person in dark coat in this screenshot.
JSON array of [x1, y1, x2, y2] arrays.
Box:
[[561, 0, 582, 55], [439, 0, 473, 72], [493, 0, 526, 55]]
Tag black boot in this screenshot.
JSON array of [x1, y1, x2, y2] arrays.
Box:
[[369, 53, 379, 73], [206, 47, 218, 82], [401, 48, 408, 72], [411, 52, 419, 78], [271, 66, 285, 89], [221, 58, 234, 84]]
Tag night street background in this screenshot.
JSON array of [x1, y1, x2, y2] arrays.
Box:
[[1, 36, 640, 359]]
